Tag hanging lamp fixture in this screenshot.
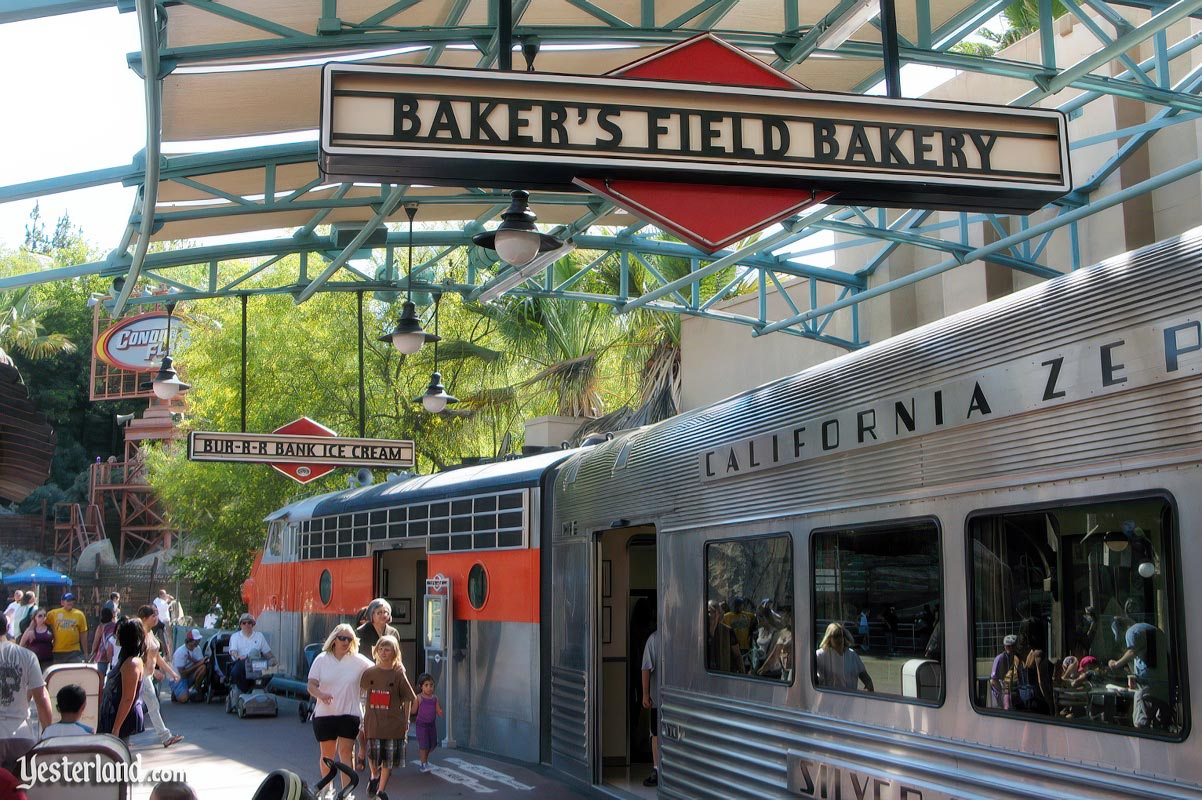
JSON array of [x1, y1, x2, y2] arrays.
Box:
[[413, 292, 458, 414], [139, 300, 190, 400], [379, 203, 439, 355], [471, 190, 564, 267]]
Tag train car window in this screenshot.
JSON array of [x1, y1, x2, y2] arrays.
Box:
[[704, 534, 794, 683], [968, 496, 1185, 739], [266, 526, 282, 559], [811, 520, 943, 702]]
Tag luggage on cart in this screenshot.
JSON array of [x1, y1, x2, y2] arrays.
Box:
[[23, 733, 132, 800]]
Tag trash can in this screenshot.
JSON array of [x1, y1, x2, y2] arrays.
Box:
[[901, 659, 941, 701]]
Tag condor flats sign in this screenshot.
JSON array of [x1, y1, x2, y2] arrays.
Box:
[[320, 38, 1069, 214]]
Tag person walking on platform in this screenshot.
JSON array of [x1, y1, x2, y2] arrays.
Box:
[[641, 628, 661, 788], [354, 598, 400, 771], [100, 619, 145, 742], [46, 592, 87, 664], [307, 623, 373, 796], [360, 635, 416, 800], [136, 605, 184, 747]]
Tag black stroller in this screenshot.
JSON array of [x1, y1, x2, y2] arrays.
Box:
[[252, 758, 358, 800], [204, 631, 234, 705]]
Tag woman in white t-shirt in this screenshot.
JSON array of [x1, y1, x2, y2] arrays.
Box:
[[814, 622, 874, 692], [307, 623, 373, 794]]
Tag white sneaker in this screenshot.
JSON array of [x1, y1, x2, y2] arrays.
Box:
[[419, 763, 431, 773]]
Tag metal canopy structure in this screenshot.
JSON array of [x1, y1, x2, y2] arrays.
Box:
[[2, 0, 1201, 351]]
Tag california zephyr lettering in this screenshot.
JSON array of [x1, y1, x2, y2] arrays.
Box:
[[701, 315, 1202, 482]]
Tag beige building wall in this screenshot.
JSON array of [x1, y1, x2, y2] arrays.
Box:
[[681, 12, 1202, 410]]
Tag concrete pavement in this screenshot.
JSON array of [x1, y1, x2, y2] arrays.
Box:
[[125, 692, 592, 799]]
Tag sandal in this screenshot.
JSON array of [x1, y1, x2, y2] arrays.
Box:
[[163, 735, 184, 748]]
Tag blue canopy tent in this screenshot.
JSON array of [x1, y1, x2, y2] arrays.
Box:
[[2, 566, 71, 586]]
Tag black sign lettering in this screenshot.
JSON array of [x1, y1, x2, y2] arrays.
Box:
[[822, 420, 840, 451], [895, 399, 916, 433], [815, 122, 839, 160], [943, 131, 967, 169], [966, 382, 992, 418], [884, 126, 910, 166], [1164, 321, 1201, 371], [543, 102, 568, 145], [393, 94, 420, 138], [1041, 357, 1066, 400], [968, 132, 998, 170], [510, 100, 535, 145], [597, 107, 623, 146], [1101, 340, 1128, 386], [857, 410, 878, 443], [470, 100, 501, 142], [429, 99, 462, 139]]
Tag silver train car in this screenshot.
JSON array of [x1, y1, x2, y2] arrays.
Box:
[[549, 227, 1202, 799]]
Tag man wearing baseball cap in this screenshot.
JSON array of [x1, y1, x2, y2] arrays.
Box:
[[228, 613, 275, 698], [46, 592, 88, 664], [172, 629, 209, 703]]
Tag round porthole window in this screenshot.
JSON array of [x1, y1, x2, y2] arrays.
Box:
[[467, 563, 488, 610], [319, 569, 333, 605]]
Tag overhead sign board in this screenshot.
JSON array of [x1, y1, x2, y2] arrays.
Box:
[[94, 311, 189, 372], [321, 53, 1069, 214], [189, 429, 414, 471]]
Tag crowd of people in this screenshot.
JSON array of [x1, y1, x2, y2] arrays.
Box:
[[0, 587, 191, 766], [987, 600, 1172, 729], [0, 588, 447, 800], [303, 597, 441, 800], [705, 597, 794, 679]]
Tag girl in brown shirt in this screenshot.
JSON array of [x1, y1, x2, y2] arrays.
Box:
[[359, 635, 416, 800]]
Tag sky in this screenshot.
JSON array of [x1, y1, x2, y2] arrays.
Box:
[[0, 8, 144, 251], [0, 8, 963, 258]]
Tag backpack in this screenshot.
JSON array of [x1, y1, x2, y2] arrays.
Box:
[[97, 623, 117, 662]]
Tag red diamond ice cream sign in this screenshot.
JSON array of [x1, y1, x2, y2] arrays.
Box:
[[270, 417, 338, 484]]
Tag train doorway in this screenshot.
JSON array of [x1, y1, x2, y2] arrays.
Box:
[[375, 544, 427, 678], [596, 526, 657, 797]]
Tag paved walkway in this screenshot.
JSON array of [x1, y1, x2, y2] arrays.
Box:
[[126, 693, 592, 799]]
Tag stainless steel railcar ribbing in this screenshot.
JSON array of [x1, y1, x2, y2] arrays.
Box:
[[551, 228, 1202, 799]]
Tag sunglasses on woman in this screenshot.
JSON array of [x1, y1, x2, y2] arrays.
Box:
[[335, 635, 353, 643]]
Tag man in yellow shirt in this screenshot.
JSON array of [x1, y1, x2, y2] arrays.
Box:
[[46, 592, 88, 664]]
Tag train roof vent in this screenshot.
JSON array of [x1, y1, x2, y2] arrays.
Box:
[[613, 435, 638, 472]]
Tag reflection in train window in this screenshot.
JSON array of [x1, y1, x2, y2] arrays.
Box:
[[811, 520, 942, 701], [704, 534, 793, 682], [969, 496, 1185, 738]]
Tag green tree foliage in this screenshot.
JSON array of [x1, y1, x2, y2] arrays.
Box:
[[952, 0, 1069, 57], [145, 284, 485, 612]]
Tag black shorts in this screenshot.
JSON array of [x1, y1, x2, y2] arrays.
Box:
[[312, 714, 361, 742], [649, 707, 658, 736]]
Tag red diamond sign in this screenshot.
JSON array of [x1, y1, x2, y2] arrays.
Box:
[[270, 417, 338, 484], [576, 35, 834, 253]]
